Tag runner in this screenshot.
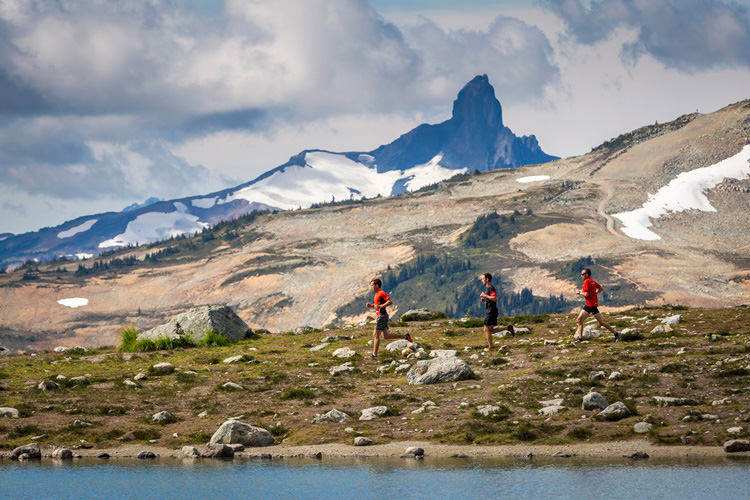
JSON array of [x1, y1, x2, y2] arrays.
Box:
[[366, 278, 412, 358], [479, 273, 500, 349], [575, 268, 620, 342]]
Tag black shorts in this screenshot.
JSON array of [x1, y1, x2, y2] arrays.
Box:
[[484, 312, 498, 326], [375, 314, 389, 331], [582, 305, 600, 315]]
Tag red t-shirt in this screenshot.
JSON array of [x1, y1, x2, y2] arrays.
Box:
[[374, 290, 390, 316], [582, 278, 599, 307]]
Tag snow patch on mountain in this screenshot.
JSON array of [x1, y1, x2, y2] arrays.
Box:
[[57, 219, 98, 239], [98, 211, 208, 249], [614, 145, 750, 240], [517, 175, 551, 183], [58, 298, 88, 308], [221, 152, 461, 210], [75, 253, 93, 260], [191, 197, 216, 208]]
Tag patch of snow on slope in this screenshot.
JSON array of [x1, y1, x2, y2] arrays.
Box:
[[58, 298, 88, 308], [57, 219, 98, 239], [98, 211, 208, 248], [222, 152, 465, 210], [75, 253, 93, 260], [517, 175, 551, 183], [173, 201, 188, 213], [614, 145, 750, 241], [403, 154, 467, 191], [191, 197, 216, 209], [223, 152, 403, 210]]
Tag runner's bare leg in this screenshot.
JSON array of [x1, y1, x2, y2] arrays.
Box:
[[575, 310, 589, 339], [593, 313, 618, 334]]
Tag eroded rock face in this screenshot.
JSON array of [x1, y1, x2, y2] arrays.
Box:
[[210, 420, 274, 447], [406, 356, 475, 385], [139, 305, 250, 344]]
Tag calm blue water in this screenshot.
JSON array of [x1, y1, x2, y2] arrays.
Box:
[[1, 457, 749, 499]]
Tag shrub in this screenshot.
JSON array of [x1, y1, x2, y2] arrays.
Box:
[[568, 428, 592, 440], [200, 329, 233, 347], [118, 326, 138, 352], [660, 363, 691, 373], [280, 388, 315, 400]]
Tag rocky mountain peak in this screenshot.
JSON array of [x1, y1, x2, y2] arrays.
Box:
[[451, 74, 503, 129]]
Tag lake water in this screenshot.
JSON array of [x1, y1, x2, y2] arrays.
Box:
[[1, 456, 749, 499]]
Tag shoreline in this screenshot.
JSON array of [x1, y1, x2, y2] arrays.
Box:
[[8, 440, 749, 460]]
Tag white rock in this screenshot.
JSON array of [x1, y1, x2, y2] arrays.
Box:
[[152, 411, 174, 423], [223, 355, 244, 364], [539, 398, 564, 407], [538, 405, 567, 416], [634, 422, 653, 434], [354, 437, 373, 446], [476, 405, 502, 417], [0, 407, 20, 418], [429, 349, 457, 358], [385, 340, 411, 351], [222, 382, 244, 390], [330, 362, 355, 376], [563, 378, 582, 384], [313, 408, 349, 424], [609, 371, 626, 380], [661, 315, 683, 325], [151, 362, 174, 375], [181, 446, 201, 458], [582, 392, 609, 411], [360, 406, 389, 421], [310, 344, 328, 352], [134, 373, 147, 381], [210, 419, 274, 447], [332, 347, 356, 359], [727, 427, 744, 435], [123, 379, 139, 388]]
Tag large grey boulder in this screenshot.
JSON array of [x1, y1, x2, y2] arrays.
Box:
[[582, 392, 609, 411], [661, 315, 683, 325], [633, 422, 653, 434], [399, 309, 445, 321], [150, 362, 174, 375], [202, 443, 235, 458], [139, 305, 250, 344], [332, 347, 356, 359], [52, 447, 73, 459], [152, 411, 175, 424], [181, 446, 201, 458], [406, 356, 475, 385], [38, 380, 60, 391], [0, 407, 20, 418], [724, 440, 750, 452], [596, 402, 632, 421], [210, 420, 274, 447], [385, 340, 411, 352], [354, 437, 373, 446], [11, 443, 41, 460]]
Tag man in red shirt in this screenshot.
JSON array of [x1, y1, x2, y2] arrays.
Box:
[[575, 268, 620, 342], [366, 278, 412, 358]]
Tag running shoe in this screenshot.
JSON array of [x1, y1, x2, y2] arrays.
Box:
[[405, 333, 413, 343], [507, 325, 515, 338], [614, 332, 621, 343]]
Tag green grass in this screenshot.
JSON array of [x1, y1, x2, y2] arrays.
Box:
[[118, 326, 235, 352], [280, 388, 316, 400]]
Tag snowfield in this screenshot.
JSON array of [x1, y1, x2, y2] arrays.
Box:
[[614, 145, 750, 240], [58, 298, 88, 308], [517, 175, 551, 183], [75, 253, 93, 260], [98, 211, 208, 248], [57, 219, 98, 239], [222, 152, 463, 210], [190, 197, 216, 208]]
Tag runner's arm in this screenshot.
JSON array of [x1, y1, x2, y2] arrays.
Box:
[[380, 299, 392, 309]]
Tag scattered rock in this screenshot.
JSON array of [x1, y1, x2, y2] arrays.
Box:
[[724, 440, 750, 452], [451, 453, 469, 458], [400, 309, 445, 321], [619, 328, 643, 341], [223, 355, 244, 364], [650, 324, 673, 335], [404, 447, 424, 457], [332, 347, 356, 359], [429, 349, 457, 358], [134, 373, 147, 381], [385, 340, 412, 352], [309, 344, 328, 352], [582, 391, 609, 410], [222, 382, 244, 390], [539, 398, 564, 407], [123, 379, 139, 388], [136, 451, 157, 459], [406, 356, 475, 385], [588, 371, 606, 381], [563, 378, 582, 384], [139, 305, 251, 344], [727, 427, 744, 435], [294, 326, 316, 334], [596, 402, 631, 421], [661, 315, 683, 325], [152, 411, 175, 424], [312, 452, 323, 459], [476, 405, 503, 417], [608, 371, 626, 380], [0, 407, 20, 418], [538, 405, 567, 416], [553, 452, 572, 458], [181, 446, 201, 458], [150, 362, 174, 375], [712, 398, 732, 406], [97, 453, 110, 459], [73, 419, 93, 427], [53, 346, 71, 353], [228, 443, 245, 452], [633, 422, 653, 434], [330, 362, 356, 376], [210, 420, 274, 447], [202, 443, 235, 458], [313, 408, 349, 424], [354, 437, 373, 446], [544, 339, 558, 345], [395, 363, 411, 373], [360, 406, 388, 421], [198, 411, 208, 418], [37, 380, 60, 391], [377, 361, 399, 373], [627, 451, 650, 460], [652, 396, 700, 407]]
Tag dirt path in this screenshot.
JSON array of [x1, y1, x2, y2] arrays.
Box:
[[593, 180, 622, 238]]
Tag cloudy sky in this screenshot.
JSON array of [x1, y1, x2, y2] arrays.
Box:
[[2, 0, 750, 234]]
